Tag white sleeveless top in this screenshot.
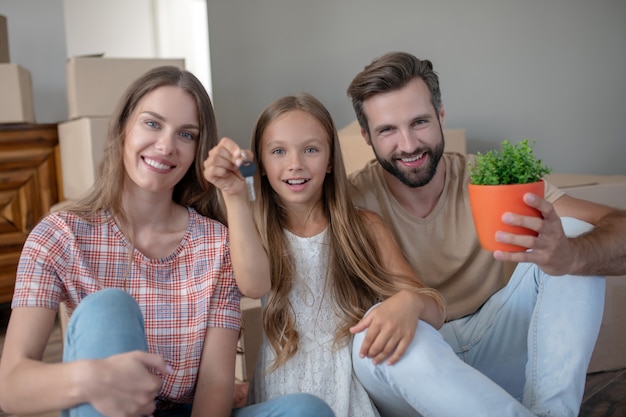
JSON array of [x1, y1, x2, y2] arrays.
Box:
[[249, 228, 380, 417]]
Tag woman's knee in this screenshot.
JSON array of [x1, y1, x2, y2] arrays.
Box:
[[64, 289, 147, 361], [233, 393, 335, 417], [73, 288, 140, 317], [279, 393, 334, 417]]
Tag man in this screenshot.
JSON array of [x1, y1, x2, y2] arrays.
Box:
[[346, 51, 626, 416]]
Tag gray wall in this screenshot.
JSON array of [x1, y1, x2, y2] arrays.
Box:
[[2, 1, 624, 175], [0, 0, 68, 123], [208, 0, 626, 175]]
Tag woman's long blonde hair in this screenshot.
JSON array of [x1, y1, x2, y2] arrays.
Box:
[[63, 66, 225, 231], [252, 93, 428, 369]]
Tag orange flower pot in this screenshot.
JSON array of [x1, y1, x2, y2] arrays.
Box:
[[468, 180, 544, 252]]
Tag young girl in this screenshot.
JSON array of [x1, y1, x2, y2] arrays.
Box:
[[0, 67, 333, 417], [204, 93, 446, 417]]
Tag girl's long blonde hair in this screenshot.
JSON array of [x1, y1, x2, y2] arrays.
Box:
[[252, 93, 433, 369]]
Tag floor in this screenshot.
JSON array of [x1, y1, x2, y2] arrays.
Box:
[[581, 369, 626, 416], [0, 307, 624, 416]]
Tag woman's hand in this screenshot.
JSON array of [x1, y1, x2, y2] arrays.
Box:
[[87, 351, 169, 417]]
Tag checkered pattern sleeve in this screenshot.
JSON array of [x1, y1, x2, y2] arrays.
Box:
[[12, 212, 95, 310]]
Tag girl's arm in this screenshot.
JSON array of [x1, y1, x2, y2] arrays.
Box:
[[191, 327, 240, 417], [0, 307, 166, 416], [364, 210, 445, 326], [204, 137, 271, 298], [350, 210, 446, 365]]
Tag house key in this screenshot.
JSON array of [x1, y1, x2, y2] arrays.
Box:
[[239, 160, 256, 201]]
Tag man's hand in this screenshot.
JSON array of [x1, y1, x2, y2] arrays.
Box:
[[493, 192, 577, 275]]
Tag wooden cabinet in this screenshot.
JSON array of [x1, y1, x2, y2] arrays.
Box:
[[0, 123, 61, 304]]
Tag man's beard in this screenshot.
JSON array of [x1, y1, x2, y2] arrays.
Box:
[[374, 131, 445, 188]]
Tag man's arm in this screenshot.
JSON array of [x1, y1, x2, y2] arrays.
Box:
[[553, 194, 626, 276], [494, 193, 626, 276]]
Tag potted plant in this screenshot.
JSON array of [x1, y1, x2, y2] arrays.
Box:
[[468, 139, 552, 252]]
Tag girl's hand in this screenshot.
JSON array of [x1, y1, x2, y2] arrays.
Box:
[[87, 351, 169, 417], [350, 290, 423, 365], [203, 137, 253, 199], [233, 382, 249, 408]]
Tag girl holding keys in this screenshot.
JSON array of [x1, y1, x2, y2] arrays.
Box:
[[204, 93, 446, 417]]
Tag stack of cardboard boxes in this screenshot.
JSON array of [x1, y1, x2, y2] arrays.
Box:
[[0, 15, 36, 124], [237, 297, 263, 381], [57, 55, 185, 200]]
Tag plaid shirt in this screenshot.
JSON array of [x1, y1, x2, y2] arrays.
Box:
[[12, 207, 241, 403]]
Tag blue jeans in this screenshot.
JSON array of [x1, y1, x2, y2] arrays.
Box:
[[62, 289, 334, 417], [352, 217, 605, 417]]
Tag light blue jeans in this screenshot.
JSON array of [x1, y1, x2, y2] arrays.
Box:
[[62, 288, 334, 417], [352, 217, 605, 417]]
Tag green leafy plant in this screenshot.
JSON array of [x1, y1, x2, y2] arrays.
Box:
[[469, 139, 552, 185]]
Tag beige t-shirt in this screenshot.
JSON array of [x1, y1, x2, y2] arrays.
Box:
[[348, 153, 564, 320]]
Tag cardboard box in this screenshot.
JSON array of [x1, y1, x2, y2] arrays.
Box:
[[66, 56, 185, 119], [0, 15, 9, 63], [58, 117, 109, 199], [548, 174, 626, 373], [338, 120, 466, 174], [0, 64, 35, 123], [236, 297, 262, 382]]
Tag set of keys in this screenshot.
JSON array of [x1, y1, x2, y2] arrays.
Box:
[[239, 159, 256, 201]]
